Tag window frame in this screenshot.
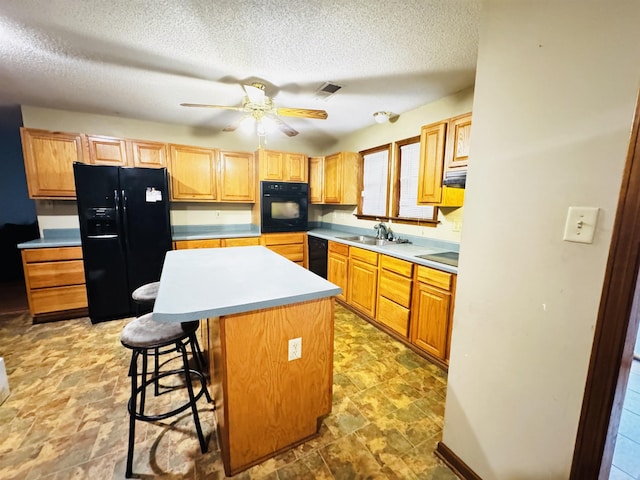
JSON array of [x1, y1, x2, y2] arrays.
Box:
[[355, 138, 439, 226], [391, 136, 438, 225], [356, 143, 392, 220]]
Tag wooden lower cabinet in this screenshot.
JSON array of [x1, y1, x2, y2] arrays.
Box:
[[22, 246, 88, 321], [329, 242, 456, 367], [174, 239, 221, 249], [376, 255, 413, 338], [347, 247, 378, 318], [206, 298, 333, 475], [174, 237, 260, 250], [222, 237, 260, 247], [410, 265, 455, 361], [261, 232, 307, 267], [327, 241, 349, 302]]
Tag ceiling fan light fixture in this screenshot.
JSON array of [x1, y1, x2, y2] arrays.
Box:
[[373, 111, 392, 124], [261, 116, 278, 134], [238, 116, 256, 135]]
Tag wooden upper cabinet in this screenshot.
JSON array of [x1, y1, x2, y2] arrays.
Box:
[[417, 122, 447, 204], [169, 144, 218, 201], [323, 152, 360, 205], [86, 135, 128, 166], [259, 149, 283, 180], [258, 149, 308, 182], [87, 136, 167, 168], [309, 157, 324, 203], [20, 128, 85, 198], [218, 150, 255, 202], [284, 152, 307, 182], [444, 113, 472, 171], [131, 140, 167, 168]]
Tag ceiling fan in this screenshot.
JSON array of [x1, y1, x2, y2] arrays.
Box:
[[180, 82, 328, 138]]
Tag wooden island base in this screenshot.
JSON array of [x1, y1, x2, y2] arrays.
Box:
[[200, 297, 334, 476]]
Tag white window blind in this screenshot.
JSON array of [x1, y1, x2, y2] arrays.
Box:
[[398, 142, 435, 219], [361, 149, 389, 217]]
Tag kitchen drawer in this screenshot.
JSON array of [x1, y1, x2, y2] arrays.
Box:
[[328, 241, 349, 256], [174, 239, 221, 249], [262, 232, 306, 246], [377, 296, 410, 338], [23, 246, 83, 263], [30, 285, 88, 315], [415, 265, 453, 291], [267, 244, 304, 262], [380, 255, 413, 277], [222, 237, 260, 247], [378, 269, 412, 308], [25, 260, 85, 289], [349, 246, 378, 266]]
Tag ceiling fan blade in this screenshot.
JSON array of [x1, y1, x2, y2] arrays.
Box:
[[271, 116, 299, 137], [180, 103, 244, 111], [222, 115, 249, 132], [275, 107, 328, 120], [243, 84, 266, 105]]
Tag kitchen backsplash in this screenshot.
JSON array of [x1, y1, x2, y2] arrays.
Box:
[[35, 200, 462, 243]]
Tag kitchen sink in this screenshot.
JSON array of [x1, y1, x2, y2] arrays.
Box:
[[337, 235, 394, 246]]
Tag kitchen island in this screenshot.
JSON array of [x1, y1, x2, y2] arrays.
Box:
[[153, 246, 341, 476]]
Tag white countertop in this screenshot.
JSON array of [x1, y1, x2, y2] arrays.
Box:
[[153, 246, 341, 323]]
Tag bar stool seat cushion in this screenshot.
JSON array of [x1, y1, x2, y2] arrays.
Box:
[[121, 313, 199, 348], [131, 282, 160, 304]]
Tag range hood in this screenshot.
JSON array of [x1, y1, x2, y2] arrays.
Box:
[[443, 170, 466, 188]]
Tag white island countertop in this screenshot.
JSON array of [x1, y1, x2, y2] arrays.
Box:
[[153, 246, 341, 323]]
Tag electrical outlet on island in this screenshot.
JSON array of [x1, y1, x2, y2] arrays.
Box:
[[288, 337, 302, 361]]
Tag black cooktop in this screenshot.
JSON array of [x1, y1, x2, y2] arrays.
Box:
[[415, 251, 459, 267]]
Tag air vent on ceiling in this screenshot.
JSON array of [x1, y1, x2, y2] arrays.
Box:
[[315, 82, 343, 100]]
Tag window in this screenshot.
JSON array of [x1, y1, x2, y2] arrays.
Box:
[[357, 139, 437, 224], [358, 144, 390, 218], [393, 137, 436, 221]]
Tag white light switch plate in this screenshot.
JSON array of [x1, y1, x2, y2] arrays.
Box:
[[563, 206, 599, 244]]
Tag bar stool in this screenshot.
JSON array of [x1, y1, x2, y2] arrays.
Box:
[[131, 281, 160, 308], [120, 313, 212, 478], [131, 281, 161, 390], [130, 281, 206, 394]]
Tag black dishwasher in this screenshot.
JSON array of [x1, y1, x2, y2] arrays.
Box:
[[308, 236, 328, 279]]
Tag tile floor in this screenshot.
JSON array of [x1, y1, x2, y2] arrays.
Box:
[[0, 302, 459, 479], [610, 326, 640, 479]]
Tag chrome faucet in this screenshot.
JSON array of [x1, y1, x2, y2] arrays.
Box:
[[374, 221, 390, 240]]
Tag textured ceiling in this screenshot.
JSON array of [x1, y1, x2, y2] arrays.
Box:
[[0, 0, 480, 149]]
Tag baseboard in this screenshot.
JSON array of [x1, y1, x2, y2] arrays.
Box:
[[436, 441, 482, 480]]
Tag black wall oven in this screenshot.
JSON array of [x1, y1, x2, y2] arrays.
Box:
[[260, 181, 309, 233]]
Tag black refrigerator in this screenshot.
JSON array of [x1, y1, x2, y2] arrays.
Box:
[[73, 163, 172, 323]]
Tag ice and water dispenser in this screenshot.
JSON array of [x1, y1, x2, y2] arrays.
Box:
[[85, 207, 118, 238]]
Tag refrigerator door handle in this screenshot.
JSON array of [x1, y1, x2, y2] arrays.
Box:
[[114, 189, 121, 222], [115, 188, 128, 247], [87, 234, 119, 239], [121, 188, 131, 252]]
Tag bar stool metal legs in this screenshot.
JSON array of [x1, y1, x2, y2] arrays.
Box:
[[121, 314, 212, 478]]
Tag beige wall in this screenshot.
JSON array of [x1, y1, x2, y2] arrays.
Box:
[[443, 1, 640, 478], [23, 89, 472, 243]]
